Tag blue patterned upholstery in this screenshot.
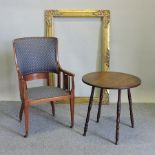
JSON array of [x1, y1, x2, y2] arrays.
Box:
[[28, 86, 69, 100], [14, 37, 59, 76]]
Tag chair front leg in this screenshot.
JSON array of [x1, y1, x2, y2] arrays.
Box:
[[19, 101, 24, 122], [70, 95, 74, 128]]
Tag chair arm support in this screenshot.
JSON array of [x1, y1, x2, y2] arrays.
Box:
[[59, 68, 75, 91]]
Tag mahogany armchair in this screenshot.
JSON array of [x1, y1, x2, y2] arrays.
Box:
[[13, 37, 75, 137]]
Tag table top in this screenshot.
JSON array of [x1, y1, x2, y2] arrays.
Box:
[[82, 72, 141, 89]]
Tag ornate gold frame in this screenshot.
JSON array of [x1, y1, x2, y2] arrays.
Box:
[[45, 10, 110, 104]]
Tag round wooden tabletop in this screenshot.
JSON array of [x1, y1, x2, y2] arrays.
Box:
[[82, 72, 141, 89]]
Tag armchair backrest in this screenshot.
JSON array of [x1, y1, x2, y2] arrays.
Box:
[[13, 37, 59, 76]]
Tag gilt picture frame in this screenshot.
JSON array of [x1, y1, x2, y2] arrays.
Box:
[[44, 10, 110, 104]]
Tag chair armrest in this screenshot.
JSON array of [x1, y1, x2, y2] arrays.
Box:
[[59, 68, 75, 77]]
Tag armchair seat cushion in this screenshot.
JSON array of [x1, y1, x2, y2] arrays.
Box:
[[28, 86, 69, 100]]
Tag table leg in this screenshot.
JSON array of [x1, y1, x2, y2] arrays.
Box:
[[115, 89, 121, 145], [97, 88, 104, 123], [83, 86, 95, 136], [128, 88, 134, 128]]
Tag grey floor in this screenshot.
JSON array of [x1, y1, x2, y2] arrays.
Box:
[[0, 101, 155, 155]]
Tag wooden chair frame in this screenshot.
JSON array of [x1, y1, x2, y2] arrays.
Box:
[[13, 37, 75, 137]]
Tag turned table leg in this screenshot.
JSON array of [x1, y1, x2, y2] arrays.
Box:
[[115, 89, 121, 145], [83, 86, 95, 136], [97, 88, 104, 123], [128, 88, 134, 128]]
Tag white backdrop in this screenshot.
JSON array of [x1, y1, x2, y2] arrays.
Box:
[[0, 0, 155, 103], [54, 17, 101, 97]]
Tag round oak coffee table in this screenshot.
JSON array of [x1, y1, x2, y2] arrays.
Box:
[[82, 71, 141, 145]]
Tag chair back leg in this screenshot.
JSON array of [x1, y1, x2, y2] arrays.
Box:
[[24, 102, 29, 137], [50, 101, 55, 116]]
